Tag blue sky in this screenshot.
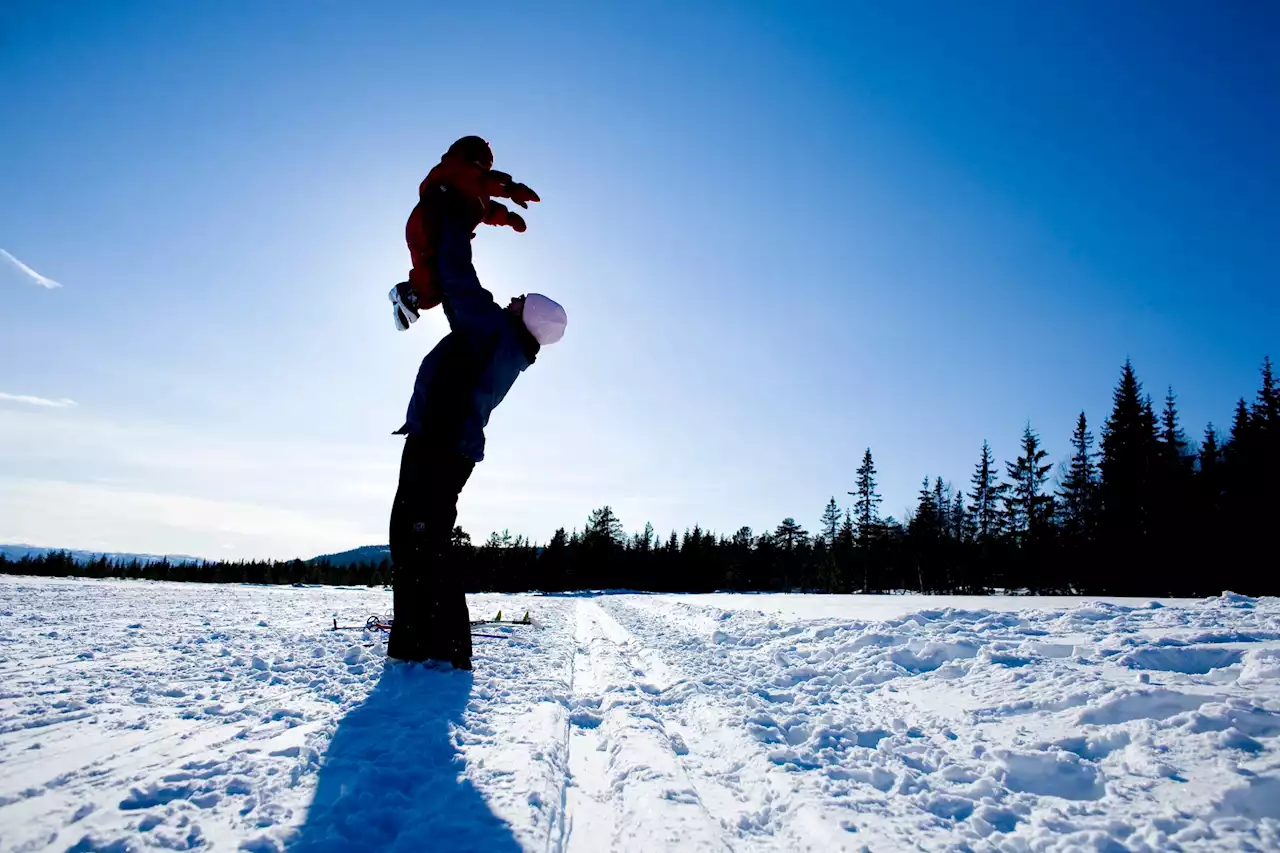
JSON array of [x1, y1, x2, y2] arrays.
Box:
[[2, 1, 1277, 558]]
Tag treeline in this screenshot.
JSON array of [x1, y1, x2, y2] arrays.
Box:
[[4, 357, 1276, 597], [0, 553, 390, 587]]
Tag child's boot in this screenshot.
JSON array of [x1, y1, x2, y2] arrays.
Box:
[[389, 281, 420, 331]]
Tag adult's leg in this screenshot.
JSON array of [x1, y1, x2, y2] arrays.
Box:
[[386, 432, 453, 655], [388, 435, 475, 664], [387, 436, 431, 661], [421, 452, 476, 666]]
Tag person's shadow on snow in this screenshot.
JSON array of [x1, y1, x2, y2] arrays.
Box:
[[288, 662, 522, 853]]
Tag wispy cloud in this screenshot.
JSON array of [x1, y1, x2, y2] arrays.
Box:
[[1, 248, 62, 289], [0, 392, 77, 408]]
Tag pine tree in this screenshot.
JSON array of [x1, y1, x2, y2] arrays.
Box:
[[773, 518, 808, 551], [835, 509, 856, 593], [1003, 423, 1052, 542], [1222, 397, 1256, 515], [911, 477, 939, 537], [933, 477, 949, 533], [539, 527, 570, 591], [580, 508, 624, 587], [819, 498, 842, 546], [815, 499, 843, 592], [1099, 360, 1160, 548], [968, 440, 1004, 540], [950, 490, 969, 541], [1256, 355, 1279, 429], [1150, 385, 1197, 585], [1197, 424, 1223, 525], [585, 506, 625, 547], [1143, 394, 1159, 445], [1057, 411, 1099, 538], [1209, 361, 1280, 595], [907, 476, 940, 593], [1199, 425, 1221, 476], [1250, 357, 1278, 501], [1254, 357, 1280, 492], [1159, 387, 1192, 473], [852, 448, 882, 541], [1227, 398, 1252, 448], [632, 521, 655, 553], [837, 510, 855, 549], [681, 525, 704, 555], [1236, 357, 1279, 594]]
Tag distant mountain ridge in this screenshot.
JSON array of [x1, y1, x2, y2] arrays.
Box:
[[307, 544, 390, 567], [1, 542, 391, 569], [0, 544, 204, 565]]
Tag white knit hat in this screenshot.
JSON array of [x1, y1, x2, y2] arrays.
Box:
[[522, 293, 567, 345]]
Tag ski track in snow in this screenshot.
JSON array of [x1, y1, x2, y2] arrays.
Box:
[[1, 578, 1278, 852]]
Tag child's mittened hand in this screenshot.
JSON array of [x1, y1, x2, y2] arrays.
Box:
[[485, 170, 540, 208], [485, 170, 515, 197], [508, 183, 540, 209], [483, 201, 527, 233]]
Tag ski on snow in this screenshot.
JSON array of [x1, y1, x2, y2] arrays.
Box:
[[331, 609, 534, 633]]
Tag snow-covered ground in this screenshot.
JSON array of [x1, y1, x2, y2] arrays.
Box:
[[1, 577, 1277, 852]]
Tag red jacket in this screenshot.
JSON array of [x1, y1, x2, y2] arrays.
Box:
[[405, 157, 537, 312]]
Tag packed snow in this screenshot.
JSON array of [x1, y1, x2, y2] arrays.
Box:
[[1, 577, 1278, 852]]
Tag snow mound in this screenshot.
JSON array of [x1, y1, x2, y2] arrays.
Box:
[[1216, 776, 1280, 820], [886, 639, 981, 672], [995, 749, 1105, 800], [1077, 689, 1209, 725], [1119, 645, 1244, 673], [1240, 647, 1280, 683]]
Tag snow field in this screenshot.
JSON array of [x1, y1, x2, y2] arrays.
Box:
[[0, 577, 1277, 852]]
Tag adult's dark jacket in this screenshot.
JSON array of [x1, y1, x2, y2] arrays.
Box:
[[396, 204, 539, 462]]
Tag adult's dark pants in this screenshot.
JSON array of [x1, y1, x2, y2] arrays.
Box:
[[387, 433, 476, 665]]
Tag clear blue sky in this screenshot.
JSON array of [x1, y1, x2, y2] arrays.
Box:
[[2, 1, 1277, 558]]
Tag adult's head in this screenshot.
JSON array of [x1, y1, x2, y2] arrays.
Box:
[[445, 136, 494, 171], [507, 293, 567, 346]]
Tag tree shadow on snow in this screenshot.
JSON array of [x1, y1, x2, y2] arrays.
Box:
[[288, 663, 522, 853]]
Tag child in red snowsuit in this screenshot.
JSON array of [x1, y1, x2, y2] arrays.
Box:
[[389, 136, 540, 330]]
